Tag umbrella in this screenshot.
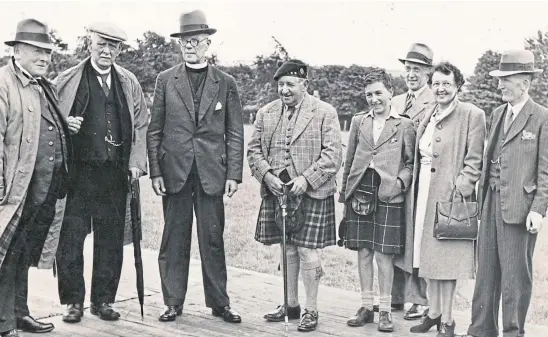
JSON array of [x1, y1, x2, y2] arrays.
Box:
[[129, 178, 145, 319]]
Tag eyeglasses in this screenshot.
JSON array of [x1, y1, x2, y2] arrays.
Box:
[[432, 82, 455, 89], [178, 37, 209, 47]]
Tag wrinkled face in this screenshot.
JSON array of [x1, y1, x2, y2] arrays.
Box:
[[431, 71, 459, 106], [277, 76, 308, 107], [88, 33, 121, 70], [14, 43, 52, 78], [404, 61, 430, 91], [179, 33, 210, 64], [497, 74, 530, 104], [365, 81, 393, 115]]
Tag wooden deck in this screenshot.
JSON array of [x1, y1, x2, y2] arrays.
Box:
[[24, 240, 548, 337]]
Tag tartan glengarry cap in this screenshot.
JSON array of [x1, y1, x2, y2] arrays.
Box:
[[4, 18, 54, 50], [273, 59, 308, 81], [87, 21, 128, 42]]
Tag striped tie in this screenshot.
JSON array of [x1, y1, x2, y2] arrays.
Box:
[[404, 92, 414, 115]]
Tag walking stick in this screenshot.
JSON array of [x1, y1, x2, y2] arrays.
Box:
[[280, 184, 290, 331]]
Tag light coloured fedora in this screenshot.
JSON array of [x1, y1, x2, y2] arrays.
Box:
[[398, 43, 433, 66], [170, 10, 217, 38], [489, 49, 543, 77], [4, 18, 54, 50]]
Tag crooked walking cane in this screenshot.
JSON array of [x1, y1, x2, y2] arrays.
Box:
[[279, 183, 290, 331]]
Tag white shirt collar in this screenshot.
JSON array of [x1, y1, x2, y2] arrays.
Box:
[[408, 84, 427, 98], [90, 58, 111, 76], [507, 93, 530, 118], [185, 61, 208, 69], [14, 60, 39, 81], [365, 106, 401, 119]]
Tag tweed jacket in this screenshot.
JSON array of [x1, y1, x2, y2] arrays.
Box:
[[392, 86, 436, 127], [339, 110, 416, 204], [247, 94, 343, 199], [479, 98, 548, 224]]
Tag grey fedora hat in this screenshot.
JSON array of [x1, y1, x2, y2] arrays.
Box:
[[4, 18, 54, 50], [170, 10, 217, 38]]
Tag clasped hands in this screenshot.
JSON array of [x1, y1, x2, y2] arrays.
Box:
[[263, 172, 308, 197]]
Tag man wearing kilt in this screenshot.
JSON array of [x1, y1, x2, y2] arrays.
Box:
[[248, 59, 342, 332], [339, 68, 416, 332]]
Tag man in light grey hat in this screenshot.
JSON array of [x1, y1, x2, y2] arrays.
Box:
[[0, 18, 70, 337], [148, 10, 244, 324], [54, 22, 148, 324], [463, 49, 548, 337], [392, 42, 434, 321]]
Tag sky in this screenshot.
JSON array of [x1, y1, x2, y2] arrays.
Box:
[[1, 0, 548, 75]]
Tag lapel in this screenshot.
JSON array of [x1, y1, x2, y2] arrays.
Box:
[[375, 117, 401, 148], [504, 98, 534, 145], [197, 66, 220, 125], [358, 113, 374, 148], [263, 100, 283, 153], [410, 87, 434, 119], [485, 105, 506, 158], [291, 94, 316, 144], [113, 64, 134, 118], [174, 65, 196, 121]]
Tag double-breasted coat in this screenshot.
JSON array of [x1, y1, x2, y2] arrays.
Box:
[[394, 100, 486, 280]]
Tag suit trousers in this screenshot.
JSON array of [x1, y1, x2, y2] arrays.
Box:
[[392, 267, 428, 306], [467, 187, 537, 337], [56, 162, 127, 305], [158, 172, 230, 308]]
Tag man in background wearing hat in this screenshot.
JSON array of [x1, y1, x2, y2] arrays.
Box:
[[392, 42, 435, 321], [463, 50, 548, 337], [0, 19, 70, 337], [53, 22, 148, 323], [147, 10, 244, 323], [248, 59, 342, 332]]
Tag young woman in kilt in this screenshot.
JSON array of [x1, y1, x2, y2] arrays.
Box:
[[339, 68, 416, 332]]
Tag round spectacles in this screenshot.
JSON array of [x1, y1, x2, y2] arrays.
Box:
[[178, 37, 209, 47], [432, 82, 455, 89]]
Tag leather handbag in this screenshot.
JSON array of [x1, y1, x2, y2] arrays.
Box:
[[351, 187, 377, 216], [434, 187, 479, 240]]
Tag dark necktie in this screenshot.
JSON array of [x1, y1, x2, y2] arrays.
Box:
[[404, 92, 414, 115], [97, 72, 110, 96], [287, 106, 296, 121]]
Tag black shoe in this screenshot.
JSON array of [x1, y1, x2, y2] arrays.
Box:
[[297, 309, 318, 332], [373, 303, 404, 312], [16, 315, 54, 333], [90, 303, 120, 321], [62, 304, 84, 323], [264, 304, 301, 322], [404, 304, 428, 320], [212, 306, 241, 323], [437, 320, 456, 337], [347, 307, 374, 327], [410, 314, 441, 333], [378, 311, 394, 332], [0, 330, 19, 337], [158, 305, 183, 322]]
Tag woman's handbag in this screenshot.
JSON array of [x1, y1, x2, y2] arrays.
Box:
[[434, 187, 479, 240], [351, 187, 377, 216]]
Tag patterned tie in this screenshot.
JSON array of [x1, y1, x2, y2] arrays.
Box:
[[404, 92, 415, 115], [287, 106, 296, 121], [504, 106, 514, 134]]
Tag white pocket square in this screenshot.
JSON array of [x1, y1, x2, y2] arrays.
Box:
[[215, 102, 223, 111], [522, 130, 536, 140]]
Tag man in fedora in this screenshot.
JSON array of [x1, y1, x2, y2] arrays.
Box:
[[392, 42, 435, 321], [463, 50, 548, 337], [54, 22, 148, 323], [0, 18, 71, 337], [147, 10, 244, 323], [248, 59, 342, 332]]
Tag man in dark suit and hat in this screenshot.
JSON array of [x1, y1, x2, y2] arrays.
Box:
[[54, 22, 148, 323], [147, 10, 244, 323], [0, 18, 70, 337]]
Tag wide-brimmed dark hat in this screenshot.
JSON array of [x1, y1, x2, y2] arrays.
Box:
[[170, 10, 217, 38], [489, 49, 543, 77], [4, 18, 54, 50], [398, 43, 433, 66]]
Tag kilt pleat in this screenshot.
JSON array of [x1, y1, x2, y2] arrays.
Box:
[[344, 169, 404, 254], [255, 194, 336, 249]]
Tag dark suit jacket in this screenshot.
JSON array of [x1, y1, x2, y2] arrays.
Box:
[[147, 64, 244, 195], [479, 98, 548, 224]]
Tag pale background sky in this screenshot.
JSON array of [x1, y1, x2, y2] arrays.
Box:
[[1, 0, 548, 75]]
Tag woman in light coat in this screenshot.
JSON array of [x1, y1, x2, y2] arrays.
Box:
[[404, 62, 485, 337]]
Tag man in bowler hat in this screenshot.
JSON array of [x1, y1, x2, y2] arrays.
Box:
[[463, 50, 548, 337], [147, 10, 244, 323], [54, 22, 148, 323], [0, 19, 70, 337]]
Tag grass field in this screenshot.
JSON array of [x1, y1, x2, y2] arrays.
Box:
[[139, 124, 548, 326]]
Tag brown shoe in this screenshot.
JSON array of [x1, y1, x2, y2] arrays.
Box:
[[347, 307, 374, 327], [378, 311, 394, 332]]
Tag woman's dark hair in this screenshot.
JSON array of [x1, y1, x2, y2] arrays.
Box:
[[364, 67, 393, 91], [432, 62, 465, 90]]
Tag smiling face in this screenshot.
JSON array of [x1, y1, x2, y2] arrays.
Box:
[[364, 81, 393, 116], [431, 71, 458, 107], [88, 32, 121, 70], [497, 74, 531, 105], [277, 76, 308, 107], [13, 43, 52, 78], [404, 61, 430, 91], [179, 33, 210, 64]]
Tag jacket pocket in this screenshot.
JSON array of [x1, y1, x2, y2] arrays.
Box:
[[524, 185, 537, 194]]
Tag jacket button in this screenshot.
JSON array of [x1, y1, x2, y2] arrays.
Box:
[[431, 168, 436, 173], [373, 150, 378, 155], [437, 124, 443, 130], [26, 138, 31, 143], [436, 137, 441, 142], [48, 141, 54, 146], [28, 106, 34, 112], [48, 126, 53, 131], [19, 168, 24, 172], [433, 152, 439, 158]]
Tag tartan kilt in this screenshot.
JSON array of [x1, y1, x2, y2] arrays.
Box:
[[344, 169, 404, 254], [255, 194, 336, 249]]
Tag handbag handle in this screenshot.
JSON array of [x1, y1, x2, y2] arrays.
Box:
[[447, 186, 470, 227]]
